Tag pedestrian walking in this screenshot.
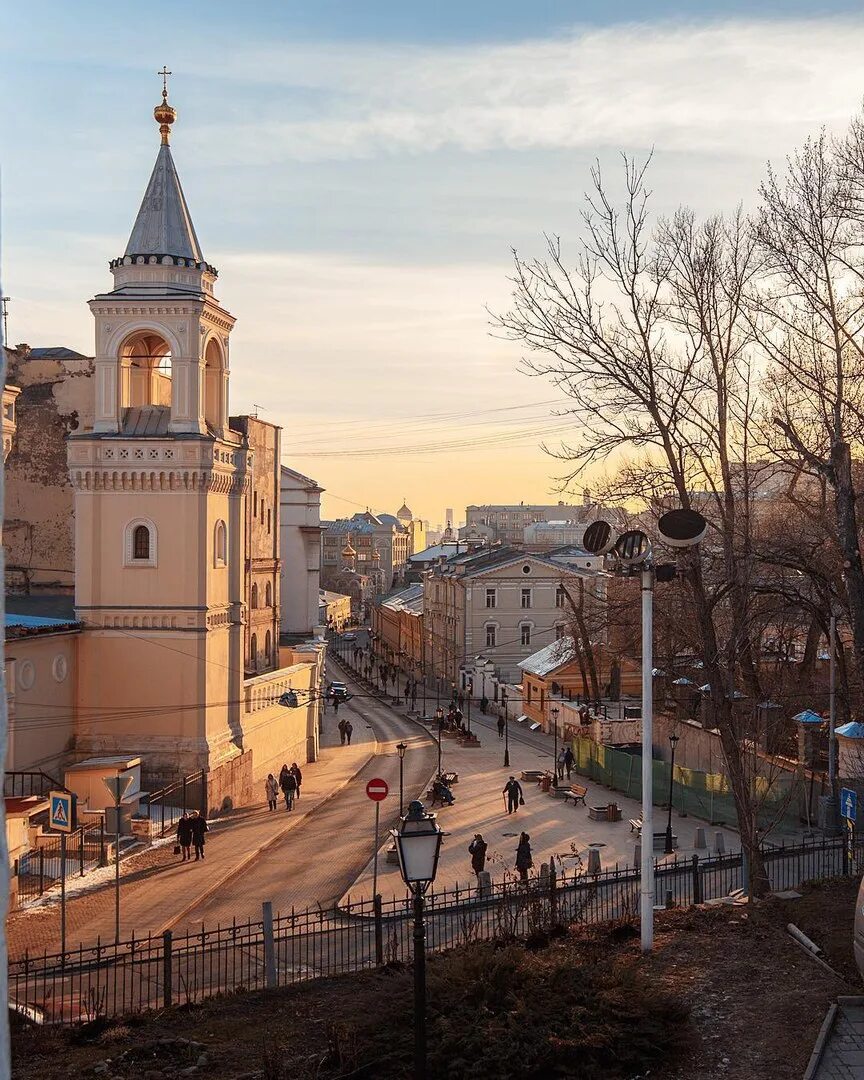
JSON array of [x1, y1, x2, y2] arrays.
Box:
[[338, 718, 347, 745], [564, 746, 575, 781], [176, 813, 193, 862], [190, 810, 209, 861], [468, 833, 488, 876], [515, 832, 533, 882], [503, 775, 524, 814], [556, 747, 567, 781], [497, 715, 505, 739], [265, 773, 279, 811], [280, 765, 297, 810], [480, 695, 489, 714], [345, 719, 354, 745], [290, 762, 303, 800], [457, 691, 465, 709]]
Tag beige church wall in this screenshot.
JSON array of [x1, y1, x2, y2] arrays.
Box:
[[74, 629, 216, 777], [6, 631, 79, 777], [74, 490, 225, 610], [241, 658, 319, 781]]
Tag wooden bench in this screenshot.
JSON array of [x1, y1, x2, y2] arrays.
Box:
[[629, 818, 642, 834], [562, 784, 588, 806]]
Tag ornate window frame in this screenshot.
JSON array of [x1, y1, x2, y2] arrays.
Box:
[[124, 518, 158, 568]]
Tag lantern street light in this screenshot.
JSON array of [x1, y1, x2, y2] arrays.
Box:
[[582, 507, 707, 953], [435, 705, 445, 777], [551, 706, 560, 777], [392, 801, 443, 1080], [396, 741, 407, 815], [665, 733, 680, 855], [466, 676, 473, 735]]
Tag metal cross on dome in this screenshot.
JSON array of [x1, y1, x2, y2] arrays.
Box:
[[158, 66, 172, 97]]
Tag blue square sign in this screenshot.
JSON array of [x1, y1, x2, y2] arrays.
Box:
[[49, 790, 74, 833], [841, 787, 857, 823]]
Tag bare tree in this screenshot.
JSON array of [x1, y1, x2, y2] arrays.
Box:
[[495, 158, 775, 892], [754, 126, 864, 704]]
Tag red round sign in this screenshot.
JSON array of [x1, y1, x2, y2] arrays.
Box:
[[366, 778, 389, 802]]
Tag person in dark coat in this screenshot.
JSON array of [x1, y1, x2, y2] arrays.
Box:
[[176, 813, 193, 862], [344, 719, 353, 745], [503, 776, 523, 814], [290, 762, 303, 800], [189, 811, 209, 861], [497, 715, 505, 739], [469, 834, 488, 876], [280, 767, 297, 810], [515, 833, 533, 882], [564, 746, 575, 781], [480, 695, 489, 714]]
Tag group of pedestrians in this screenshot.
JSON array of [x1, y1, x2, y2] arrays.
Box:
[[467, 830, 533, 882], [175, 810, 209, 862], [337, 718, 354, 745], [556, 746, 575, 781], [264, 763, 303, 812]]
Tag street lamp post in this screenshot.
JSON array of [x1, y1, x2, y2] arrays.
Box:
[[665, 733, 680, 855], [466, 676, 473, 734], [435, 705, 444, 777], [582, 508, 707, 954], [392, 801, 443, 1080], [502, 690, 510, 768], [396, 741, 407, 816], [551, 706, 560, 777]]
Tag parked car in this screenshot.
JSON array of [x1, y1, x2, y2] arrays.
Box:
[[342, 632, 357, 642]]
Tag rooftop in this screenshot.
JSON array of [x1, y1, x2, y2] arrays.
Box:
[[519, 637, 578, 677]]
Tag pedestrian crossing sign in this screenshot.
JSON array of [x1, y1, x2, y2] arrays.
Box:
[[49, 790, 74, 833]]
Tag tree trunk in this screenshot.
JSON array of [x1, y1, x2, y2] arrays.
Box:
[[832, 441, 864, 712]]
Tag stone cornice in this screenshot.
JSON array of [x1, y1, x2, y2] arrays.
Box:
[[69, 467, 248, 494]]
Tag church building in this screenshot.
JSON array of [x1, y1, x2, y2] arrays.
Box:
[[4, 86, 323, 792]]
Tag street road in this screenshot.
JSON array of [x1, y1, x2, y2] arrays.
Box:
[[169, 659, 438, 928]]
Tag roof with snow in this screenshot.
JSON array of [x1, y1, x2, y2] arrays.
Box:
[[519, 637, 577, 677]]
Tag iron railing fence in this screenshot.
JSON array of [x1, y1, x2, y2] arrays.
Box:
[[14, 821, 107, 905], [10, 835, 862, 1026], [4, 771, 66, 799], [144, 770, 206, 838]]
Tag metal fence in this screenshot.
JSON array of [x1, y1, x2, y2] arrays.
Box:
[[10, 835, 862, 1025], [144, 770, 206, 838], [14, 822, 107, 906], [568, 736, 817, 834]]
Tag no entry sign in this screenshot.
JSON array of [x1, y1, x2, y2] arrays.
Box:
[[366, 778, 389, 802]]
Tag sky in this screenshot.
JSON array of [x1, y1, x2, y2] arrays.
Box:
[[2, 1, 864, 524]]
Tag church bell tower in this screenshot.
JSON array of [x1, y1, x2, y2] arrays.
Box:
[[68, 78, 247, 775]]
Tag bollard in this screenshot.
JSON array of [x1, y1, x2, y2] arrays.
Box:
[[715, 832, 725, 855], [694, 827, 706, 850], [587, 848, 601, 876], [477, 870, 492, 898], [634, 842, 641, 869]]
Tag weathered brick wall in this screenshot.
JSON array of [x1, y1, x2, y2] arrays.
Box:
[[206, 751, 254, 817]]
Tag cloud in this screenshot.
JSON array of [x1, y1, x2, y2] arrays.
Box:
[[186, 19, 864, 164]]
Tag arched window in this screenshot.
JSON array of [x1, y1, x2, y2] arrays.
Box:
[[124, 519, 157, 567], [251, 583, 259, 609], [133, 525, 150, 560], [204, 337, 226, 435], [265, 581, 272, 607], [121, 331, 172, 409], [250, 633, 258, 669], [265, 630, 272, 663], [267, 508, 271, 534], [214, 520, 227, 567]]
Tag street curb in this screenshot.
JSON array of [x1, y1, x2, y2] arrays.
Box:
[[157, 700, 380, 935], [803, 1002, 839, 1080]]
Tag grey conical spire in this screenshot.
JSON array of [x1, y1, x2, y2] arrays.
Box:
[[124, 142, 203, 262]]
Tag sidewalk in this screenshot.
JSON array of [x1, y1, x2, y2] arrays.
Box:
[[341, 709, 741, 902], [8, 719, 376, 958]]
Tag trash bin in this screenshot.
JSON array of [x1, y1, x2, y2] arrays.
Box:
[[541, 775, 552, 793]]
